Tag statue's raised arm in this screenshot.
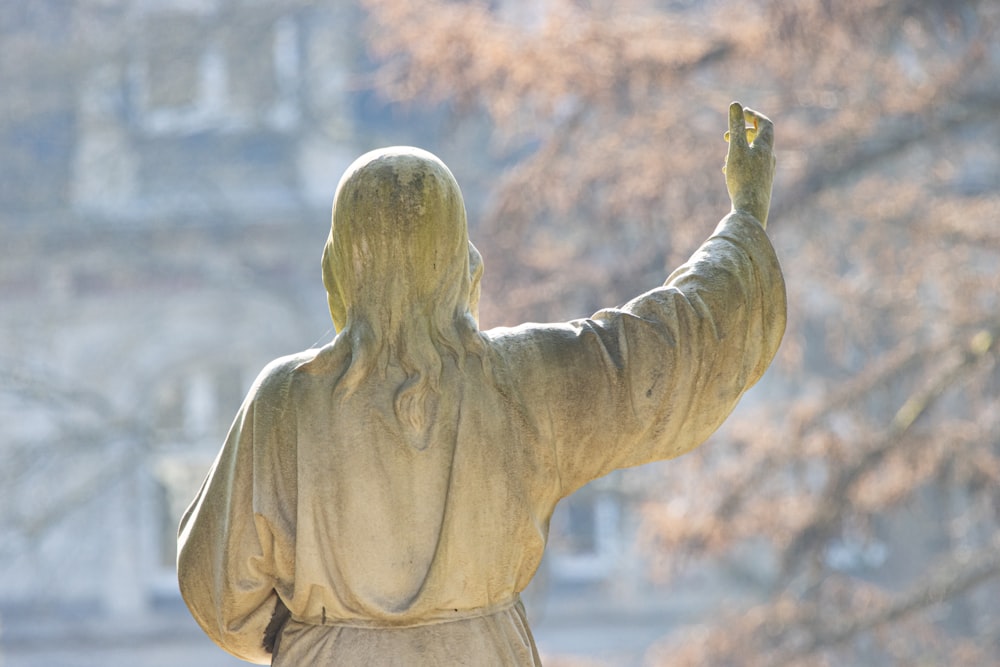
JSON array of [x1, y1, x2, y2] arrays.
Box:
[[488, 102, 785, 492]]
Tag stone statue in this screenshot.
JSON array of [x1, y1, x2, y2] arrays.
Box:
[[177, 102, 786, 665]]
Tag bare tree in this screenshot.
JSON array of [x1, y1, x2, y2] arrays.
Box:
[[360, 0, 1000, 663]]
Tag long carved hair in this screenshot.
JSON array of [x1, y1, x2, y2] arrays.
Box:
[[321, 148, 487, 446]]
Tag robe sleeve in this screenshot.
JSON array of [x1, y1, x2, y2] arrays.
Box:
[[177, 363, 291, 665], [499, 212, 786, 496]]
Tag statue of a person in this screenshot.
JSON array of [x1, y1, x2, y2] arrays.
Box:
[[178, 102, 785, 665]]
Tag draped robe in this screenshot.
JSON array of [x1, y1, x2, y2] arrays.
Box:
[[177, 148, 786, 666]]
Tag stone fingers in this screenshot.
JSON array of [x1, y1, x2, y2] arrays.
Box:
[[743, 108, 774, 152]]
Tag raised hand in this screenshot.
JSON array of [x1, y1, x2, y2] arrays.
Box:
[[723, 102, 775, 228]]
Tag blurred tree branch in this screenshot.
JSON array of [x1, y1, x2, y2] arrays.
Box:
[[361, 0, 1000, 663]]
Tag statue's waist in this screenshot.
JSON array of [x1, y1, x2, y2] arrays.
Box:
[[288, 594, 522, 629], [272, 596, 540, 666]]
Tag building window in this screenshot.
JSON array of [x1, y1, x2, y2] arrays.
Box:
[[142, 13, 207, 110], [154, 454, 215, 570], [546, 488, 622, 581], [131, 9, 300, 134], [153, 365, 248, 438]]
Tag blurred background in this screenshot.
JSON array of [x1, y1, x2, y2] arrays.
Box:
[[1, 1, 998, 665]]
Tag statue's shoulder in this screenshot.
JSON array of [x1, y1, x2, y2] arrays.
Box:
[[249, 347, 331, 400], [482, 320, 600, 371], [483, 323, 555, 357]]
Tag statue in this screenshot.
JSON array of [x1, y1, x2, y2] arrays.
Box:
[[177, 102, 786, 665]]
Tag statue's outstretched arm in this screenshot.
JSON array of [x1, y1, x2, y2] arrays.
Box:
[[494, 104, 785, 494]]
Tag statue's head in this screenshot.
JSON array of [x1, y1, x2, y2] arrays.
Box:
[[322, 147, 483, 333]]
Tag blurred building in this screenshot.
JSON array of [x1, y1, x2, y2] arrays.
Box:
[[0, 0, 371, 619], [0, 4, 661, 654]]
